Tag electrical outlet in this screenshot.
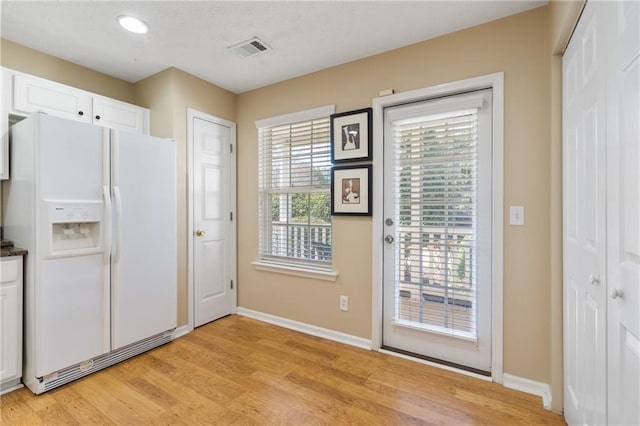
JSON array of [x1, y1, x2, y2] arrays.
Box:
[[340, 295, 349, 311]]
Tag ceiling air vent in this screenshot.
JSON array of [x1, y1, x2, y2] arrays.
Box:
[[228, 37, 270, 58]]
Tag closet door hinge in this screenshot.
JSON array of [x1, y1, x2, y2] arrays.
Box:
[[230, 211, 233, 221], [230, 144, 233, 154], [231, 280, 234, 289]]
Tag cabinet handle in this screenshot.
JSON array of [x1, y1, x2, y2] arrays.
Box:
[[609, 288, 624, 300], [95, 115, 101, 120], [78, 111, 84, 116]]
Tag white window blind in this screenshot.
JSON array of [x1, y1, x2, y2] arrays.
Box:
[[257, 107, 334, 270], [387, 92, 489, 340]]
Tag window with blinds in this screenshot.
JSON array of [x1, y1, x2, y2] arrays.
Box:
[[388, 92, 490, 340], [257, 107, 333, 270]]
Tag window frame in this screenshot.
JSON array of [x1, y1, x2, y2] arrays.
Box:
[[253, 105, 338, 281]]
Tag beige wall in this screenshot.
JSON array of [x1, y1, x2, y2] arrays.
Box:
[[1, 39, 135, 103], [237, 5, 554, 385], [134, 68, 236, 326]]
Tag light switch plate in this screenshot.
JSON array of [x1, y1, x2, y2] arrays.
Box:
[[509, 206, 525, 226]]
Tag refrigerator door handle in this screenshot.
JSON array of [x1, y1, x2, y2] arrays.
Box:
[[103, 186, 112, 265], [113, 186, 122, 263], [113, 186, 124, 264]]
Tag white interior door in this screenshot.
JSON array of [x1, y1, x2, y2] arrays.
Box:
[[382, 90, 493, 373], [111, 130, 177, 349], [562, 3, 608, 424], [606, 2, 640, 425], [190, 110, 236, 328]]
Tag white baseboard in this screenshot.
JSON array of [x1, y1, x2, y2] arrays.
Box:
[[503, 373, 552, 410], [236, 307, 372, 350], [0, 379, 23, 395], [172, 324, 192, 340]]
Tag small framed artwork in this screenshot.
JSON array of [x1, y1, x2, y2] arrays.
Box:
[[331, 164, 372, 216], [330, 108, 372, 163]]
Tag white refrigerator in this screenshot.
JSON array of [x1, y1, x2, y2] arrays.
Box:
[[2, 112, 177, 394]]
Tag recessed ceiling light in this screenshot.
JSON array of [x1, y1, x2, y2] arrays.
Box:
[[117, 15, 149, 34]]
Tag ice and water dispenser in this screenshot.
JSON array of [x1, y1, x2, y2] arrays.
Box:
[[42, 201, 103, 257]]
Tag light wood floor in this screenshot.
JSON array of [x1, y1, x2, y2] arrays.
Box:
[[1, 315, 565, 425]]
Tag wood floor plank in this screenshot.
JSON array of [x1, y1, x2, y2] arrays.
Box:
[[50, 387, 116, 425], [70, 372, 165, 424], [0, 315, 565, 425], [34, 403, 80, 425], [248, 368, 392, 425]]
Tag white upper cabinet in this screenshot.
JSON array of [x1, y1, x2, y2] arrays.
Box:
[[7, 69, 149, 134], [13, 74, 92, 123], [1, 67, 150, 179], [92, 95, 147, 134]]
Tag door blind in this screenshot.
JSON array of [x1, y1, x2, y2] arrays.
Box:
[[389, 101, 481, 339]]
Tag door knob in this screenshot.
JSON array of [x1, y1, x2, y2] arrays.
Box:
[[589, 275, 600, 285], [384, 235, 394, 244], [609, 288, 624, 300], [195, 229, 206, 237]]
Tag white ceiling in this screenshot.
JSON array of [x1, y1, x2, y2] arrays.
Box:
[[0, 1, 546, 94]]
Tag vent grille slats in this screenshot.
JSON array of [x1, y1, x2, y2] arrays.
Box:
[[228, 37, 270, 58], [39, 332, 173, 393]]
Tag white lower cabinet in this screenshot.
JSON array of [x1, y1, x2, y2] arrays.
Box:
[[0, 256, 23, 394]]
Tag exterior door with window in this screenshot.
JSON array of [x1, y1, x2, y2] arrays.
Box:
[[382, 90, 493, 373]]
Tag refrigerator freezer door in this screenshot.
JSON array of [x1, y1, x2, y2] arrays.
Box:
[[35, 115, 109, 376], [36, 255, 106, 376], [39, 115, 104, 201], [111, 130, 177, 349]]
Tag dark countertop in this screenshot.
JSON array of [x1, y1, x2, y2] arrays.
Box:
[[1, 240, 28, 257]]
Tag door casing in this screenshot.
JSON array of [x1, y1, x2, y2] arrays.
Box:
[[187, 108, 237, 331]]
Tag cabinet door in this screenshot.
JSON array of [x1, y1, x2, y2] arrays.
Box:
[[13, 74, 92, 123], [1, 70, 10, 179], [93, 96, 148, 134], [0, 258, 22, 384]]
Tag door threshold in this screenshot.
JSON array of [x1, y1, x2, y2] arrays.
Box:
[[381, 345, 491, 377]]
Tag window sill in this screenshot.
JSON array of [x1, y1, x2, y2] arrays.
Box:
[[251, 261, 338, 282]]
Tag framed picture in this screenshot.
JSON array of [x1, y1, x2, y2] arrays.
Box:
[[330, 108, 372, 163], [331, 164, 372, 216]]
